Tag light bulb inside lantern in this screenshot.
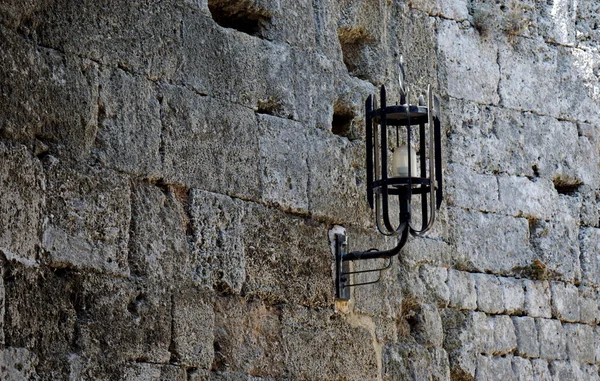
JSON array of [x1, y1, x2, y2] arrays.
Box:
[[392, 145, 417, 178]]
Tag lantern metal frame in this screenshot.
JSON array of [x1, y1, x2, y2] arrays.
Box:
[[334, 83, 443, 300]]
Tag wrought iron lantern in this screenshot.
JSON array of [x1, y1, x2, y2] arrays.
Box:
[[335, 66, 443, 300]]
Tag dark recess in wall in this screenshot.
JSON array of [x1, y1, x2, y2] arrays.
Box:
[[337, 26, 373, 80], [552, 177, 582, 196], [208, 0, 271, 37], [332, 103, 355, 139]]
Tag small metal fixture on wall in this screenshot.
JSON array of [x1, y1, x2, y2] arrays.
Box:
[[335, 65, 443, 300]]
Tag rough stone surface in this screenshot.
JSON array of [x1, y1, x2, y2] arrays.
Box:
[[550, 282, 580, 323], [171, 290, 214, 369], [580, 228, 600, 287], [438, 20, 500, 105], [500, 277, 524, 315], [531, 358, 552, 381], [564, 323, 594, 364], [1, 0, 599, 379], [447, 269, 477, 310], [512, 356, 533, 381], [475, 355, 515, 381], [513, 316, 540, 359], [537, 318, 567, 361], [474, 273, 504, 314], [524, 280, 552, 319], [42, 164, 131, 275], [282, 306, 377, 381], [449, 208, 533, 274], [0, 142, 44, 264], [213, 296, 283, 377], [95, 68, 161, 177], [160, 87, 261, 200]]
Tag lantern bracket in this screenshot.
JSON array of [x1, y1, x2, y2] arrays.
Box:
[[334, 228, 408, 300]]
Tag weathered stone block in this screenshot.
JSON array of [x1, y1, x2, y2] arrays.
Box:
[[579, 289, 599, 325], [550, 282, 580, 322], [189, 190, 246, 293], [536, 0, 578, 46], [179, 14, 336, 128], [497, 176, 558, 220], [438, 20, 500, 104], [513, 316, 539, 358], [512, 356, 533, 381], [446, 163, 500, 212], [524, 280, 552, 318], [129, 182, 189, 284], [489, 315, 517, 356], [580, 185, 600, 228], [580, 227, 600, 287], [537, 318, 567, 361], [499, 38, 600, 125], [440, 309, 476, 379], [407, 0, 469, 20], [531, 358, 552, 381], [0, 143, 44, 264], [447, 269, 477, 310], [122, 363, 186, 381], [549, 360, 584, 380], [530, 219, 581, 283], [577, 124, 600, 190], [581, 364, 600, 381], [576, 0, 600, 50], [564, 323, 594, 364], [499, 277, 524, 315], [593, 326, 600, 363], [449, 208, 533, 274], [0, 347, 39, 381], [34, 0, 184, 79], [385, 344, 450, 381], [282, 306, 377, 381], [474, 273, 504, 314], [75, 278, 172, 365], [95, 68, 162, 177], [212, 297, 283, 377], [444, 100, 582, 182], [171, 290, 214, 369], [411, 304, 444, 348], [0, 26, 99, 161], [306, 128, 371, 227], [475, 355, 515, 381], [43, 165, 131, 275], [242, 202, 333, 307], [257, 114, 309, 212], [160, 87, 261, 201], [419, 264, 450, 307]]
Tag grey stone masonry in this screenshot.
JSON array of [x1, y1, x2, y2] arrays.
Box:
[[512, 356, 533, 381], [531, 358, 552, 381], [564, 323, 594, 364], [475, 355, 515, 381], [581, 228, 600, 287], [419, 265, 450, 307], [500, 277, 524, 315], [472, 313, 516, 356], [512, 316, 539, 359], [524, 280, 552, 318], [537, 319, 567, 361], [579, 289, 600, 325], [474, 273, 504, 314], [447, 269, 477, 311], [550, 282, 580, 322]]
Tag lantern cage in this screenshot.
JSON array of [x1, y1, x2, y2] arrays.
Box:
[[334, 81, 443, 300]]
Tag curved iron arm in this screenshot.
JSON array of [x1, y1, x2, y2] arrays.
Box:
[[341, 225, 409, 262]]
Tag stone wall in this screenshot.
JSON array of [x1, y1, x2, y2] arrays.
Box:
[[0, 0, 599, 380]]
